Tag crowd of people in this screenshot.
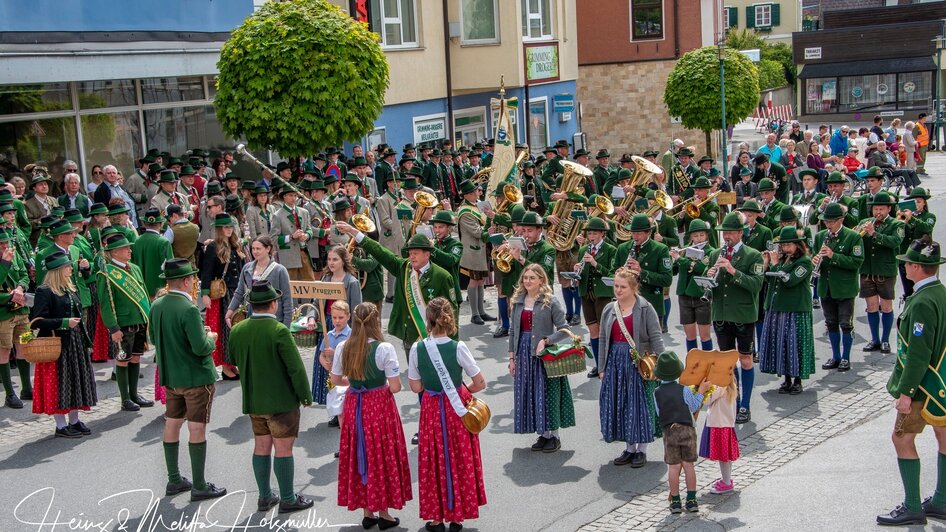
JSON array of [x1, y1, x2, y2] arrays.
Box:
[[0, 127, 941, 525]]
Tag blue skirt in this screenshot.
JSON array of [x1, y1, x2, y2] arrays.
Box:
[[599, 342, 655, 444], [513, 331, 547, 434], [312, 332, 328, 404], [759, 310, 816, 380]]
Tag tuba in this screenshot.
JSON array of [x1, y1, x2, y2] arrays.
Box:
[[644, 190, 674, 218], [546, 160, 593, 252], [496, 184, 523, 213], [588, 194, 614, 219], [613, 156, 664, 241], [409, 191, 438, 237]]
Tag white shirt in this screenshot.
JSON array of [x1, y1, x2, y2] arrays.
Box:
[[407, 337, 481, 381], [331, 339, 400, 378], [169, 289, 193, 302]]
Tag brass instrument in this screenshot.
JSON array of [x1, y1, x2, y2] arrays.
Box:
[[496, 184, 523, 213], [793, 204, 813, 226], [235, 143, 269, 174], [491, 234, 515, 273], [546, 160, 594, 252], [588, 194, 615, 219], [347, 209, 376, 289], [612, 156, 663, 241], [644, 190, 674, 218], [470, 167, 493, 187], [897, 210, 913, 221], [409, 191, 438, 237], [676, 190, 724, 219], [856, 219, 875, 236]]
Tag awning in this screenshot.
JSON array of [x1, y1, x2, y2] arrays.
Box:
[[798, 57, 936, 79]]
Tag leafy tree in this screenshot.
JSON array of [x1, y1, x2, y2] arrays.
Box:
[[664, 46, 760, 158], [758, 59, 787, 90], [761, 43, 796, 86], [725, 28, 765, 51], [725, 29, 796, 86], [215, 0, 389, 156]]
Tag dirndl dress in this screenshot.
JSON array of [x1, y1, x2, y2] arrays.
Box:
[[337, 386, 412, 512], [33, 322, 97, 415], [206, 291, 235, 370], [512, 309, 575, 434], [418, 386, 487, 523], [758, 310, 815, 379], [599, 341, 657, 444], [312, 332, 329, 405], [699, 426, 740, 462]]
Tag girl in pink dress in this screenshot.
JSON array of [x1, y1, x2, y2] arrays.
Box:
[[699, 381, 741, 494]]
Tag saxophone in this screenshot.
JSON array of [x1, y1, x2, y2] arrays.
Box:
[[546, 161, 593, 252]]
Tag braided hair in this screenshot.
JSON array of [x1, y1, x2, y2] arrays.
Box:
[[342, 302, 384, 381]]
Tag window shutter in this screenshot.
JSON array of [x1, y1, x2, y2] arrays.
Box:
[[746, 6, 755, 28], [771, 4, 780, 26], [729, 7, 738, 28]]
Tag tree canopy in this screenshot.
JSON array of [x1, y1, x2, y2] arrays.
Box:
[[664, 46, 760, 156], [215, 0, 390, 156]]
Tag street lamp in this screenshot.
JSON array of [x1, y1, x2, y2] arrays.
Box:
[[719, 34, 727, 172], [932, 33, 945, 150]]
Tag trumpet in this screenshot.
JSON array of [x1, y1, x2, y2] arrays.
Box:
[[855, 219, 875, 236], [491, 236, 515, 273]]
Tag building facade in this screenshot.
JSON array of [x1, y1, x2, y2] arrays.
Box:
[[723, 0, 802, 44], [0, 0, 579, 188], [575, 0, 725, 157]]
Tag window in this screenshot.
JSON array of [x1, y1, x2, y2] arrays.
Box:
[[81, 111, 141, 175], [527, 98, 548, 153], [521, 0, 553, 41], [747, 4, 779, 29], [805, 77, 838, 115], [454, 108, 487, 148], [898, 71, 932, 111], [144, 106, 231, 160], [755, 5, 771, 27], [0, 83, 71, 115], [370, 0, 418, 48], [77, 80, 137, 110], [140, 77, 205, 105], [0, 116, 78, 172], [631, 0, 663, 40], [461, 0, 499, 44], [838, 74, 897, 112], [725, 6, 737, 31]]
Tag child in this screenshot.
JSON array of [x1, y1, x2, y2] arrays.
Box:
[[653, 351, 711, 514], [699, 381, 740, 494], [319, 301, 351, 433]]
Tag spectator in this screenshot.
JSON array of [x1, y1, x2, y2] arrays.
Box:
[[756, 133, 783, 165], [869, 115, 885, 144], [10, 176, 26, 198], [807, 141, 826, 178], [87, 165, 104, 194], [830, 125, 849, 156], [855, 128, 870, 166], [58, 173, 91, 217], [916, 113, 930, 175], [211, 158, 228, 180], [92, 165, 139, 227], [885, 118, 901, 145], [903, 121, 917, 171], [797, 130, 814, 157], [842, 147, 863, 174], [869, 141, 921, 191], [788, 121, 803, 143], [729, 151, 753, 186]]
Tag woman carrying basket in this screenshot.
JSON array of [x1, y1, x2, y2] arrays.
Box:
[[508, 263, 577, 453], [29, 251, 96, 438]]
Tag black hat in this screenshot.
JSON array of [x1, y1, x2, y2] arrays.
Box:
[[248, 279, 281, 304], [141, 208, 164, 225], [160, 258, 199, 280]]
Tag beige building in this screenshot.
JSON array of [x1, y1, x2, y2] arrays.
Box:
[[724, 0, 802, 44]]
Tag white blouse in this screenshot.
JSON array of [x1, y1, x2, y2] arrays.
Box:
[[330, 339, 400, 379], [407, 337, 481, 380]]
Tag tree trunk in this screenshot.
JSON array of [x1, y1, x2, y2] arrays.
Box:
[[704, 130, 714, 159]]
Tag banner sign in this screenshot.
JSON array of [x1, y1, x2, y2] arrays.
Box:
[[524, 42, 560, 84]]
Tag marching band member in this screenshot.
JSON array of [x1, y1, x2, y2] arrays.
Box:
[[25, 171, 60, 246], [593, 149, 615, 195], [178, 166, 201, 213], [613, 214, 672, 344], [457, 180, 493, 325], [270, 185, 315, 282], [681, 177, 719, 248], [509, 263, 576, 453], [668, 148, 696, 201], [245, 186, 274, 241], [201, 213, 247, 381], [226, 235, 293, 328], [758, 227, 815, 395], [150, 170, 190, 217], [647, 190, 679, 333], [752, 153, 789, 204], [575, 217, 615, 378], [408, 297, 487, 532], [791, 169, 826, 307], [0, 228, 30, 409], [814, 203, 864, 372], [373, 147, 398, 195], [375, 172, 406, 302], [859, 191, 904, 354], [494, 204, 527, 338], [897, 187, 936, 297], [342, 173, 371, 214], [817, 171, 860, 229], [330, 198, 355, 248], [512, 212, 556, 286], [706, 213, 764, 424], [423, 149, 446, 200], [430, 210, 464, 314], [857, 167, 896, 221], [756, 178, 785, 231], [671, 220, 716, 352], [132, 208, 174, 300], [598, 267, 664, 468]]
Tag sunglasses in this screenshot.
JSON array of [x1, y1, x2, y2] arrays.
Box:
[[65, 168, 78, 172], [93, 170, 103, 174]]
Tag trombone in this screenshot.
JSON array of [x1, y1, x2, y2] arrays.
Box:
[[672, 190, 723, 219]]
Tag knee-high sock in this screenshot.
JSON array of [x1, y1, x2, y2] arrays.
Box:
[[663, 299, 671, 328], [685, 338, 697, 352], [253, 454, 273, 499], [15, 359, 31, 393], [562, 288, 574, 316], [867, 311, 880, 343], [68, 410, 79, 424], [467, 286, 478, 316], [733, 367, 742, 405], [812, 278, 819, 300], [740, 366, 755, 410], [881, 311, 894, 343], [127, 362, 140, 399], [0, 362, 13, 395], [932, 453, 946, 507], [591, 339, 600, 367], [898, 458, 922, 512], [842, 332, 854, 361], [570, 288, 582, 318], [701, 339, 713, 351], [637, 442, 648, 454], [274, 456, 296, 502], [164, 442, 182, 483], [53, 414, 67, 429], [498, 297, 510, 329], [115, 365, 129, 401], [188, 442, 208, 491], [477, 284, 487, 315], [828, 331, 841, 360]]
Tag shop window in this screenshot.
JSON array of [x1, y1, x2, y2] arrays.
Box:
[[454, 108, 487, 148], [144, 106, 232, 160], [805, 77, 838, 115], [0, 116, 79, 179], [898, 71, 932, 111], [838, 74, 897, 112], [631, 0, 663, 40], [0, 83, 71, 115], [140, 77, 206, 105], [527, 98, 548, 153], [370, 0, 418, 48], [522, 0, 553, 41], [77, 80, 137, 109], [81, 111, 142, 176], [462, 0, 499, 44]]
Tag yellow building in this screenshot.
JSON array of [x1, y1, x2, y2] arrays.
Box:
[[724, 0, 802, 45]]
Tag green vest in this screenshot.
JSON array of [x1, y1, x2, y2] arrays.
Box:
[[415, 339, 463, 392], [348, 341, 387, 389], [861, 216, 904, 277], [613, 238, 672, 316], [708, 244, 764, 324], [813, 226, 863, 300]]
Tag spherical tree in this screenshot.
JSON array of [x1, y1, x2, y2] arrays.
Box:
[[215, 0, 389, 156], [664, 46, 760, 157]]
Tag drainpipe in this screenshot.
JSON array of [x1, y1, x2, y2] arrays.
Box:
[[442, 0, 455, 145]]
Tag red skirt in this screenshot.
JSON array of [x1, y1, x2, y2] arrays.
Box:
[[205, 298, 234, 370], [337, 386, 412, 512], [418, 386, 487, 523], [91, 311, 111, 362], [154, 366, 166, 404], [32, 362, 90, 416], [698, 425, 740, 462]]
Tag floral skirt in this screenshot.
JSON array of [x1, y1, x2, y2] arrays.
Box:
[[312, 333, 328, 405], [32, 328, 97, 415], [337, 386, 412, 512], [759, 311, 815, 380], [699, 425, 740, 462], [206, 293, 235, 370], [599, 342, 659, 444], [512, 331, 574, 434], [418, 388, 487, 523]]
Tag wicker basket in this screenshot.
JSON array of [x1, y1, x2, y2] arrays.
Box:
[[290, 303, 319, 348], [18, 319, 61, 364], [542, 350, 586, 378], [293, 330, 319, 348]]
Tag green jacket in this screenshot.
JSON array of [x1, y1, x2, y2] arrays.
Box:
[[96, 260, 148, 331], [593, 165, 614, 196], [758, 200, 786, 231], [813, 226, 864, 300], [150, 292, 217, 388], [682, 200, 719, 247], [132, 230, 174, 299], [524, 239, 557, 287], [861, 216, 904, 277], [858, 191, 899, 222], [432, 235, 464, 302], [743, 223, 773, 253], [352, 253, 384, 303], [902, 210, 936, 252], [0, 255, 29, 322], [753, 162, 789, 203], [57, 193, 92, 218], [613, 238, 672, 316], [228, 315, 313, 414], [654, 213, 680, 248], [887, 280, 946, 403], [673, 245, 716, 298], [35, 243, 93, 307], [577, 240, 615, 299], [361, 236, 458, 344], [708, 244, 764, 324], [763, 254, 813, 312]]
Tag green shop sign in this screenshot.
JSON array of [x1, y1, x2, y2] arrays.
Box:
[[524, 43, 560, 84]]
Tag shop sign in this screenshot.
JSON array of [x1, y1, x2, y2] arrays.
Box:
[[851, 86, 864, 98], [413, 116, 446, 144], [804, 47, 822, 60], [876, 83, 889, 96], [524, 43, 560, 84], [904, 82, 917, 94], [553, 94, 575, 113]]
